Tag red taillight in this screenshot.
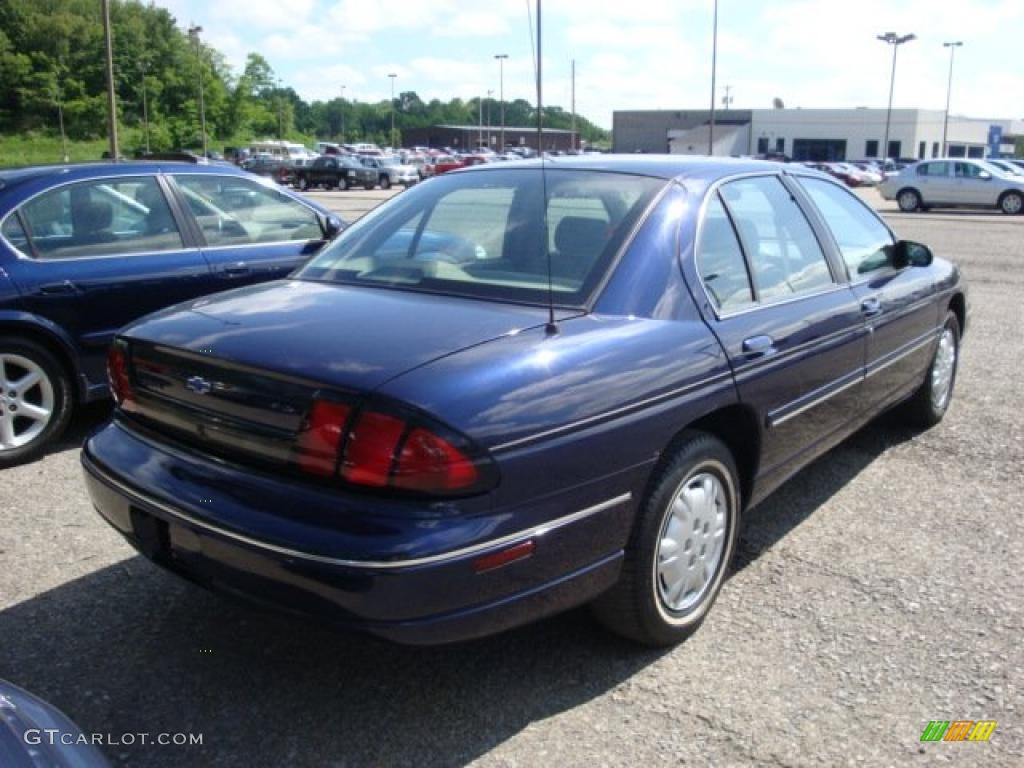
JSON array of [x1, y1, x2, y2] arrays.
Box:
[[107, 343, 135, 408], [296, 400, 351, 476], [295, 399, 495, 496], [392, 427, 479, 492]]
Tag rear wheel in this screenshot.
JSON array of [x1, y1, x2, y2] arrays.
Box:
[[592, 432, 740, 646], [338, 176, 349, 191], [999, 191, 1023, 215], [0, 337, 74, 466], [901, 311, 960, 428], [379, 175, 391, 190], [897, 188, 921, 212]]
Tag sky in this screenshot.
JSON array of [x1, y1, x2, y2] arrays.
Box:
[[155, 0, 1024, 129]]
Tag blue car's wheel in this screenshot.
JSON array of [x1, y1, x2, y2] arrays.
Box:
[[902, 311, 960, 428], [0, 337, 73, 466], [592, 432, 740, 646]]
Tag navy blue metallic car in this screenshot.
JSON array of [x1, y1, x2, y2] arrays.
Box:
[[0, 162, 343, 464], [82, 157, 966, 646]]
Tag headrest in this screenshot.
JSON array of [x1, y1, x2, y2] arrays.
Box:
[[554, 216, 608, 256], [72, 200, 113, 236]]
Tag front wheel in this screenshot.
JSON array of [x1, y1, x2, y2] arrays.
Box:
[[901, 311, 960, 428], [592, 432, 740, 646], [0, 337, 74, 467], [897, 189, 921, 212], [999, 191, 1023, 215], [338, 176, 349, 191], [379, 175, 391, 190]]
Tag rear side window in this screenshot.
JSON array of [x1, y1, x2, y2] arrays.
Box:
[[174, 175, 321, 247], [719, 176, 833, 302], [917, 162, 949, 177], [17, 177, 183, 260], [797, 177, 893, 277], [697, 195, 754, 311], [1, 214, 29, 252]]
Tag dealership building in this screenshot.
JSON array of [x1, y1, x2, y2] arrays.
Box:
[[401, 124, 578, 152], [612, 108, 1022, 161]]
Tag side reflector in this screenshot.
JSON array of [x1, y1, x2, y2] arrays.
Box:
[[472, 540, 535, 573]]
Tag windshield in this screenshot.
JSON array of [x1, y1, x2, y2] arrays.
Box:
[[297, 168, 665, 306]]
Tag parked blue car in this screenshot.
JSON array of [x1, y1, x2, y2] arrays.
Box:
[[82, 157, 966, 646], [0, 161, 343, 464]]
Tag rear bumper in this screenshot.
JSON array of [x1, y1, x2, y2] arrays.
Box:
[[81, 420, 632, 644]]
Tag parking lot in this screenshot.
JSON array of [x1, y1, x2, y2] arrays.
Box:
[[1, 187, 1022, 766]]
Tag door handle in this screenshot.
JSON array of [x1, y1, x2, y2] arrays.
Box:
[[222, 262, 251, 277], [861, 296, 882, 317], [38, 280, 78, 295], [741, 335, 776, 359]]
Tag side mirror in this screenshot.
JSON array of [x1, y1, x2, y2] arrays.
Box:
[[318, 213, 345, 240], [979, 171, 992, 180], [892, 240, 933, 269]]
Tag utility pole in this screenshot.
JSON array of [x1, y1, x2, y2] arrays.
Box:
[[188, 25, 207, 156], [388, 73, 398, 149], [942, 42, 963, 156], [102, 0, 119, 160], [708, 0, 718, 155], [277, 78, 284, 139], [495, 54, 508, 152], [478, 95, 483, 148], [570, 59, 576, 151], [487, 89, 493, 146]]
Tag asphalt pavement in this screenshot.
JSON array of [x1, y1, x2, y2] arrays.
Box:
[[1, 186, 1021, 767]]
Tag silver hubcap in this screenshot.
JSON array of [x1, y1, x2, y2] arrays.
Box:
[[0, 354, 54, 451], [656, 472, 728, 613], [930, 328, 956, 410], [1003, 194, 1022, 214], [899, 192, 918, 210]]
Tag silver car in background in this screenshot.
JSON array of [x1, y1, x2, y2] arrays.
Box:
[[879, 158, 1024, 214]]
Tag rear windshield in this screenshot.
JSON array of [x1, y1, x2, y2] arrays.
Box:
[[297, 168, 665, 306]]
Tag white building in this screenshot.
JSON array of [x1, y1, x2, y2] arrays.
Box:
[[614, 108, 1022, 161]]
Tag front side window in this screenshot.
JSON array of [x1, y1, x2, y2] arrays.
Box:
[[16, 176, 183, 260], [954, 162, 985, 179], [797, 177, 893, 277], [718, 176, 833, 302], [298, 169, 665, 306], [174, 175, 321, 247], [697, 195, 754, 312]]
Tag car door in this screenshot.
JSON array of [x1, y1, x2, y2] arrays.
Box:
[[1, 174, 211, 387], [692, 174, 867, 487], [794, 175, 940, 411], [919, 161, 954, 204], [169, 173, 328, 289], [953, 161, 998, 206]]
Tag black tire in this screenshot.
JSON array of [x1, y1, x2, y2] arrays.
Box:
[[379, 175, 391, 190], [0, 336, 74, 467], [591, 432, 741, 646], [901, 311, 960, 428], [897, 188, 921, 212], [999, 190, 1023, 215]]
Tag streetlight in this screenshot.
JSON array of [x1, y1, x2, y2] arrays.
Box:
[[709, 0, 718, 155], [486, 89, 493, 146], [276, 78, 284, 140], [340, 85, 346, 143], [877, 31, 916, 164], [140, 58, 151, 154], [494, 54, 508, 152], [188, 24, 207, 157], [942, 41, 963, 157], [388, 73, 397, 149]]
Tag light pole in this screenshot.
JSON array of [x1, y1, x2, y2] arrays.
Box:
[[487, 89, 493, 146], [942, 41, 963, 157], [877, 31, 916, 164], [140, 58, 151, 154], [388, 73, 397, 149], [570, 59, 576, 152], [102, 0, 118, 160], [340, 85, 346, 143], [709, 0, 718, 155], [188, 25, 207, 157], [276, 78, 284, 140], [495, 54, 508, 152], [478, 94, 483, 148]]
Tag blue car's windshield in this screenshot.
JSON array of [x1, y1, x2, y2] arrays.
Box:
[[297, 168, 665, 307]]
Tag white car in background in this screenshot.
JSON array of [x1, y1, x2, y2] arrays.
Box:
[[879, 158, 1024, 214]]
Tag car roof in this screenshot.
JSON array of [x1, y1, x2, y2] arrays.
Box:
[[0, 160, 250, 193], [461, 154, 800, 184]]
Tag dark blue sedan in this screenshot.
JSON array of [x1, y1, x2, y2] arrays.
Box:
[[81, 157, 966, 646], [0, 161, 342, 464]]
